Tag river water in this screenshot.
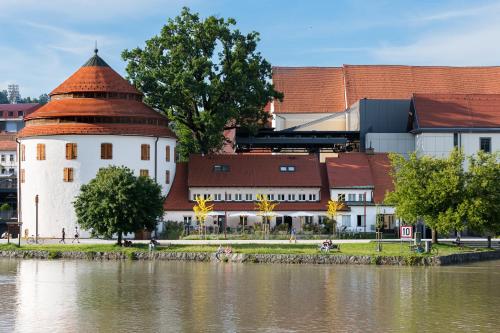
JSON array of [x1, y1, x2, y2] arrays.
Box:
[[0, 259, 499, 332]]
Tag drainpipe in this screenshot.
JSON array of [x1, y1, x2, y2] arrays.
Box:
[[15, 138, 21, 246], [154, 136, 159, 239], [154, 137, 159, 183]]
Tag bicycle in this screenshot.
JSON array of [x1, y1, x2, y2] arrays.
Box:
[[26, 235, 44, 245]]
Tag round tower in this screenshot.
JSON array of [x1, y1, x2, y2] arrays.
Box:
[[17, 50, 177, 238]]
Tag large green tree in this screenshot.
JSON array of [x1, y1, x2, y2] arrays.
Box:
[[73, 166, 164, 244], [462, 151, 500, 235], [122, 7, 282, 159], [386, 149, 467, 243], [0, 90, 8, 104]]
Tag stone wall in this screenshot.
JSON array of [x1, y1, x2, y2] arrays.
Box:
[[1, 249, 499, 266]]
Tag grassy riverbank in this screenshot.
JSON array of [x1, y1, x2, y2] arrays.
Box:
[[0, 242, 488, 257]]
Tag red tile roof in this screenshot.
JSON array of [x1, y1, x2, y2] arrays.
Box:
[[326, 153, 394, 204], [25, 98, 166, 121], [188, 154, 322, 187], [412, 93, 500, 129], [17, 123, 176, 138], [0, 103, 40, 117], [272, 67, 346, 114], [164, 162, 338, 212], [50, 66, 140, 96], [0, 139, 16, 151], [343, 65, 500, 106], [272, 65, 500, 113]]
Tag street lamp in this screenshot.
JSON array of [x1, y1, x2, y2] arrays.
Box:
[[35, 194, 39, 244]]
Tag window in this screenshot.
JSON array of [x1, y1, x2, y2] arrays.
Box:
[[165, 145, 171, 162], [288, 194, 295, 201], [139, 169, 149, 177], [235, 193, 242, 201], [348, 194, 356, 201], [101, 143, 112, 159], [165, 170, 170, 184], [192, 194, 199, 201], [480, 137, 491, 153], [358, 193, 366, 202], [213, 164, 230, 172], [183, 216, 192, 225], [20, 169, 25, 183], [304, 216, 313, 224], [342, 215, 351, 227], [1, 169, 5, 174], [453, 133, 459, 147], [9, 154, 14, 162], [174, 147, 178, 162], [203, 194, 210, 199], [36, 144, 46, 160], [18, 111, 24, 117], [63, 167, 74, 182], [278, 194, 285, 201], [21, 145, 25, 161], [141, 144, 150, 160], [8, 168, 14, 174], [214, 193, 222, 201], [309, 194, 317, 201], [8, 112, 13, 117], [268, 194, 275, 201], [65, 143, 77, 160], [1, 155, 4, 162], [226, 193, 232, 201], [245, 193, 253, 201], [279, 165, 296, 172], [298, 194, 306, 201], [357, 215, 365, 227], [337, 193, 346, 202]]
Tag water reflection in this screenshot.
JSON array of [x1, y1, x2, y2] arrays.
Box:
[[0, 260, 498, 332]]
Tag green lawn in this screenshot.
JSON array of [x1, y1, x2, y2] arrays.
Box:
[[0, 242, 489, 257]]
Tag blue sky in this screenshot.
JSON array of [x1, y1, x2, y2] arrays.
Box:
[[2, 0, 500, 97]]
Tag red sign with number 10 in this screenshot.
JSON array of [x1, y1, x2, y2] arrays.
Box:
[[400, 226, 413, 239]]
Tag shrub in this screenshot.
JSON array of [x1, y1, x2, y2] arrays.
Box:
[[159, 221, 184, 240]]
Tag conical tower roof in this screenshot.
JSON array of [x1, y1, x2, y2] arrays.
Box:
[[18, 50, 175, 139], [50, 49, 141, 96]]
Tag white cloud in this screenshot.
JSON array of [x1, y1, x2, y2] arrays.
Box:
[[372, 19, 500, 65], [411, 2, 500, 23]]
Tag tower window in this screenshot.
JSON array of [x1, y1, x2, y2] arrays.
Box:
[[36, 144, 46, 160], [101, 143, 112, 159], [166, 145, 171, 162], [166, 170, 170, 184], [63, 168, 74, 182], [66, 143, 77, 160], [140, 169, 149, 177], [20, 145, 25, 161], [141, 144, 150, 160]]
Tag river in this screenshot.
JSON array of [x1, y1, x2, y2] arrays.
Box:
[[0, 259, 499, 332]]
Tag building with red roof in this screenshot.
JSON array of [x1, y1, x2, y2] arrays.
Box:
[[164, 152, 396, 233], [18, 49, 177, 238]]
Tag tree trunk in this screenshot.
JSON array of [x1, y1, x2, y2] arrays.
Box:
[[431, 229, 438, 244], [117, 232, 122, 246], [487, 235, 492, 249]]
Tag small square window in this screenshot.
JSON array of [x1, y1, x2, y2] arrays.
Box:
[[139, 169, 149, 177], [480, 137, 491, 153], [288, 194, 295, 201]]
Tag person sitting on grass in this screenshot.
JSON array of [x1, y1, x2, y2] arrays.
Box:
[[215, 245, 224, 261], [224, 246, 233, 255]]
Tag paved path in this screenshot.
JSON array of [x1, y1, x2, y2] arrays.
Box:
[[0, 237, 495, 246]]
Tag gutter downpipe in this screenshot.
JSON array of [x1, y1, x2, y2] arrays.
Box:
[[15, 138, 21, 246], [154, 136, 159, 238]]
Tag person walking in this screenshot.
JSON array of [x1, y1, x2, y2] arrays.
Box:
[[59, 228, 66, 244], [72, 226, 80, 244], [289, 227, 297, 243]]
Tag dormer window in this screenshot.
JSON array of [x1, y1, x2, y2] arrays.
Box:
[[214, 164, 230, 172], [279, 165, 296, 172]]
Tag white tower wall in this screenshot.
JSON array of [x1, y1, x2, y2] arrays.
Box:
[[19, 134, 176, 238]]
